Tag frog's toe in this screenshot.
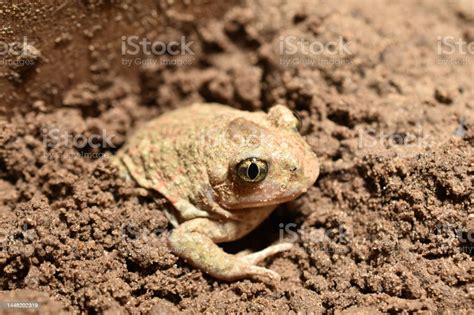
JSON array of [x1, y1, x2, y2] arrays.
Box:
[[247, 265, 281, 282], [231, 243, 293, 282], [240, 242, 293, 265]]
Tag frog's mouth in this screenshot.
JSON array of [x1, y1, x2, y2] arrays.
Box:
[[219, 188, 307, 210]]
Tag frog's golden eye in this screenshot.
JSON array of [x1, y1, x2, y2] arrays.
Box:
[[236, 158, 268, 183], [292, 111, 302, 133]]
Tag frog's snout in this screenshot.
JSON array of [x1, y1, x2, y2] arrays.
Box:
[[303, 153, 320, 188], [289, 163, 299, 173], [286, 153, 319, 193]]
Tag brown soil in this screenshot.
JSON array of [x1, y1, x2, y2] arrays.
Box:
[[0, 0, 472, 314]]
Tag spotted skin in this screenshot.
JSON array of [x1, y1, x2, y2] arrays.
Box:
[[112, 103, 319, 281]]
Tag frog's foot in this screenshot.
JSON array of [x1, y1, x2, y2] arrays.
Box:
[[229, 243, 293, 281], [168, 219, 292, 282], [170, 233, 284, 281]]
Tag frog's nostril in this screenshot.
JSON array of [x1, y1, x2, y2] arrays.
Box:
[[290, 165, 298, 172]]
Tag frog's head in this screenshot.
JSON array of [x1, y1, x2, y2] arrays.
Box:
[[209, 105, 319, 210]]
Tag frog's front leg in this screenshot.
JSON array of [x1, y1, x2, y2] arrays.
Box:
[[168, 217, 293, 281]]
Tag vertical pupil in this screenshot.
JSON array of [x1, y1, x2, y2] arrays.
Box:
[[247, 163, 259, 180]]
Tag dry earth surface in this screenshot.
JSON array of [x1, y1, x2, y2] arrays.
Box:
[[0, 0, 473, 314]]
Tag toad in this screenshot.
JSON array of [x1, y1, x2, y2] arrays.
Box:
[[112, 103, 319, 281]]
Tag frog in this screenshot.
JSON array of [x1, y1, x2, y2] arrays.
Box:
[[112, 103, 319, 281]]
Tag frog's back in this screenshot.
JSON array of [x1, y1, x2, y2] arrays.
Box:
[[113, 103, 241, 193]]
